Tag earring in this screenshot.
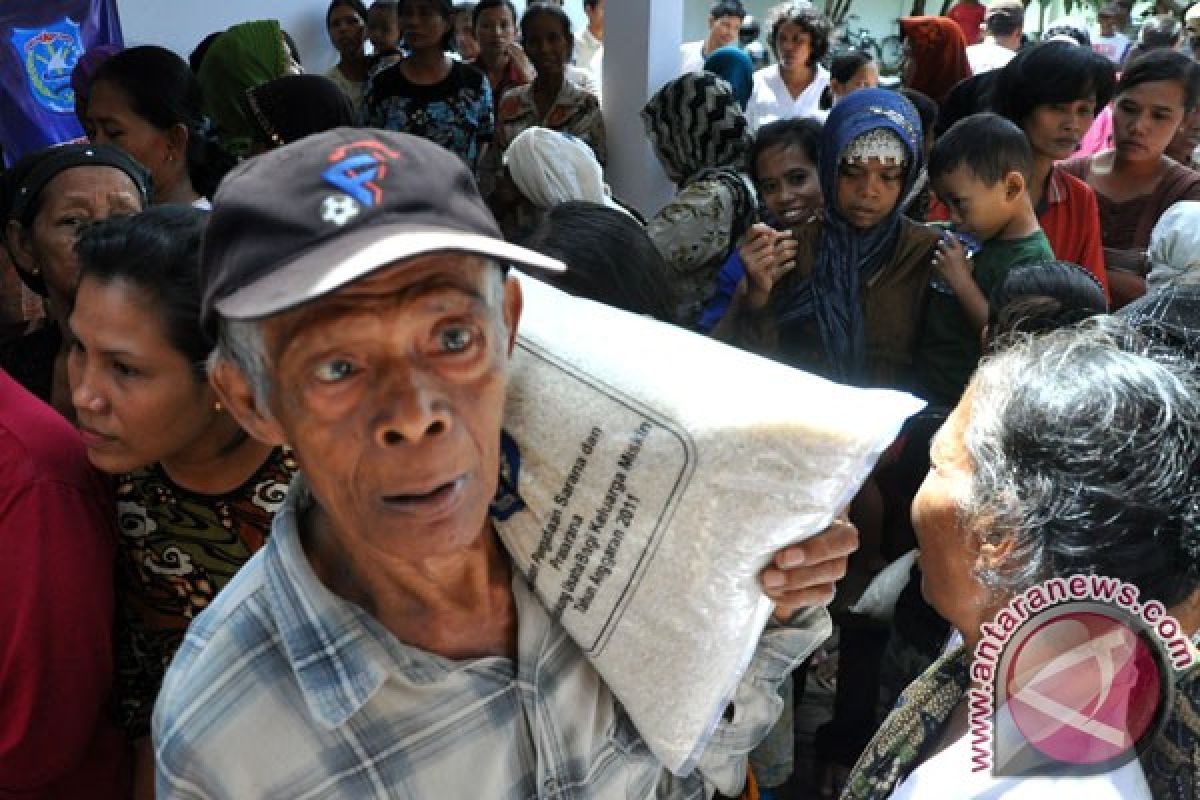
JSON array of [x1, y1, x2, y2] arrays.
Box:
[[214, 400, 223, 413]]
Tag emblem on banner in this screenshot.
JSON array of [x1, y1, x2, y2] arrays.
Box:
[[9, 17, 83, 114]]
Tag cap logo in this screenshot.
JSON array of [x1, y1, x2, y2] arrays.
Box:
[[321, 139, 401, 207], [321, 195, 360, 226]]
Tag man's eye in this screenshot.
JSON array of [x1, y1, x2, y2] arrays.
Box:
[[439, 326, 475, 353], [315, 359, 356, 382]]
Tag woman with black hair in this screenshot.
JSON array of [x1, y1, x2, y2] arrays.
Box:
[[991, 41, 1116, 296], [364, 0, 494, 173], [86, 46, 233, 205], [1063, 48, 1200, 307], [67, 205, 296, 799], [324, 0, 370, 114], [745, 2, 832, 130], [819, 50, 877, 111], [698, 116, 823, 333], [523, 201, 677, 323]]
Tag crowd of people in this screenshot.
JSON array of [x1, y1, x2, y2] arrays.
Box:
[[2, 0, 1200, 798]]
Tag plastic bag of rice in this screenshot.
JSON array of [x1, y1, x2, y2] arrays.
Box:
[[493, 273, 925, 776]]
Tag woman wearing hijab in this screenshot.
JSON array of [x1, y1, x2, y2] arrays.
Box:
[[642, 72, 758, 328], [1, 144, 150, 415], [719, 90, 941, 795], [197, 20, 300, 158], [704, 45, 755, 109], [899, 16, 972, 107], [717, 87, 937, 390], [503, 127, 631, 224]]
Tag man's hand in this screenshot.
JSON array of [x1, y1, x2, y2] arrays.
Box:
[[761, 517, 858, 622], [508, 43, 536, 82], [739, 223, 798, 310]]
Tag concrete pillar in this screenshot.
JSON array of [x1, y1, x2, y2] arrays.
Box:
[[602, 0, 683, 219]]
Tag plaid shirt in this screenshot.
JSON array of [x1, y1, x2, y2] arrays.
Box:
[[154, 474, 829, 799]]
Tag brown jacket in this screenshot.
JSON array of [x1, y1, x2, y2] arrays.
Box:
[[724, 217, 938, 390]]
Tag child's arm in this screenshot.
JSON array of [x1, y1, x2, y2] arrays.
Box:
[[933, 235, 990, 333]]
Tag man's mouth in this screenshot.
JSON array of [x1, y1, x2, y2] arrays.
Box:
[[381, 476, 466, 513]]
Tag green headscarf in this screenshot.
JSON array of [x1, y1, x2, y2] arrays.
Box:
[[198, 19, 290, 158]]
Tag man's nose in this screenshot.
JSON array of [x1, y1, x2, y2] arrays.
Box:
[[371, 368, 452, 448]]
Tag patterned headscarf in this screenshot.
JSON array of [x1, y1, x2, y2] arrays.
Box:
[[703, 45, 755, 110], [641, 72, 750, 186], [775, 88, 924, 382], [198, 20, 291, 158], [900, 16, 972, 104]]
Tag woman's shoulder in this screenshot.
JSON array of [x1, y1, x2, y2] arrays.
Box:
[[1053, 164, 1096, 197], [449, 59, 490, 91], [898, 217, 942, 250], [752, 64, 779, 84], [1160, 158, 1200, 201], [497, 84, 531, 117], [1058, 154, 1094, 180]]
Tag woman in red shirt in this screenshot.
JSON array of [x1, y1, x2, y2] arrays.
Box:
[[993, 41, 1117, 298]]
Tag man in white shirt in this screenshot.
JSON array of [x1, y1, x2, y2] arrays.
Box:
[[1185, 3, 1200, 61], [1093, 3, 1132, 65], [966, 0, 1023, 74], [680, 0, 746, 74], [576, 0, 603, 71]]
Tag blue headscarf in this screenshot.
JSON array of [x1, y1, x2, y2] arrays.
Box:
[[776, 88, 923, 382], [703, 46, 754, 109]]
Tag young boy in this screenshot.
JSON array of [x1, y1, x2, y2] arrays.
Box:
[[916, 112, 1055, 407]]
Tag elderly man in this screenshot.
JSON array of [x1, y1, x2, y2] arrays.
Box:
[[152, 129, 856, 798]]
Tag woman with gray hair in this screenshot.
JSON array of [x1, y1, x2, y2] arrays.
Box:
[[841, 318, 1200, 799]]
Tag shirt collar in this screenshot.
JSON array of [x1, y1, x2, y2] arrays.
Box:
[[264, 473, 434, 729], [1046, 166, 1068, 206]]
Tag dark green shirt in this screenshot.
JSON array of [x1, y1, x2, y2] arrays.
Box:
[[916, 230, 1055, 407]]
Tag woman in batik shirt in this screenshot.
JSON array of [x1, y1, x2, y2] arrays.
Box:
[[67, 206, 297, 798]]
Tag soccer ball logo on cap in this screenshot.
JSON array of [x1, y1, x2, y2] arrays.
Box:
[[318, 138, 402, 226], [994, 603, 1167, 775]]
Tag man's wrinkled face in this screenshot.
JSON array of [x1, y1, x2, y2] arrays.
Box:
[[259, 254, 522, 561]]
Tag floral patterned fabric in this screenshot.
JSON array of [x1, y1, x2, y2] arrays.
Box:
[[496, 78, 606, 166], [363, 59, 494, 173], [645, 170, 756, 328], [114, 447, 297, 738]]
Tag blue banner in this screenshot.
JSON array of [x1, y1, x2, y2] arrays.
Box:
[[0, 0, 123, 165]]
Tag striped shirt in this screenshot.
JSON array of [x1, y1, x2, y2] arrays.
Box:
[[153, 474, 829, 799]]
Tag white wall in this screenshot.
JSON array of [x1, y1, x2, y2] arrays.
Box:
[[116, 0, 586, 74]]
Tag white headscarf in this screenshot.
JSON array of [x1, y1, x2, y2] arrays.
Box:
[[504, 127, 630, 216], [1148, 201, 1200, 288]]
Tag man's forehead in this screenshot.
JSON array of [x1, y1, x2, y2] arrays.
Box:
[[262, 252, 499, 344]]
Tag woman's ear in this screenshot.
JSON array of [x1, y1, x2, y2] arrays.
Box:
[[209, 359, 287, 447], [5, 219, 34, 272], [166, 122, 190, 167]]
